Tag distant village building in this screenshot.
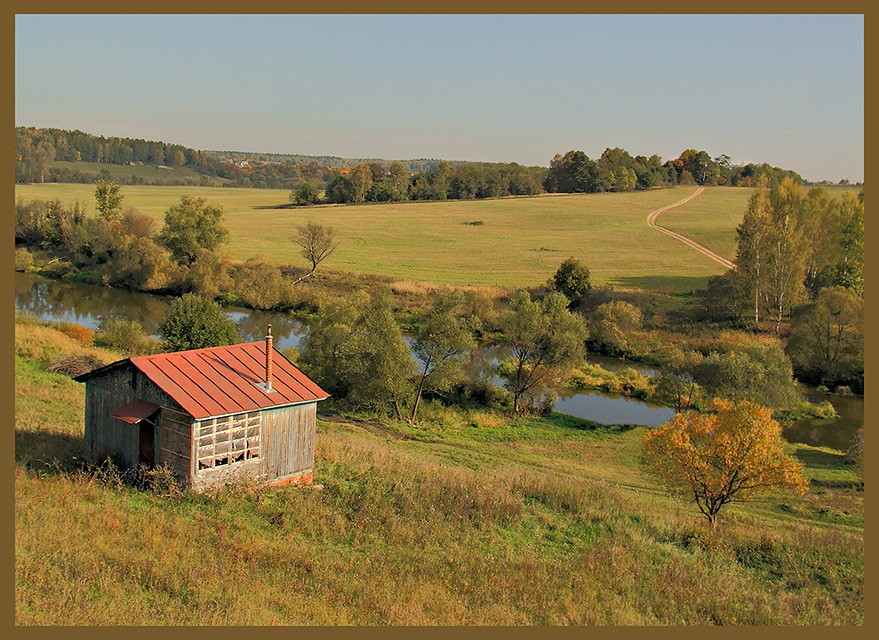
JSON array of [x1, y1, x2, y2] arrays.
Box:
[[75, 329, 329, 491]]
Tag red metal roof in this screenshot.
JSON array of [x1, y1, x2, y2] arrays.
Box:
[[128, 342, 329, 420]]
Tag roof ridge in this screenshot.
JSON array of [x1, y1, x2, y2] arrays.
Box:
[[130, 341, 267, 363]]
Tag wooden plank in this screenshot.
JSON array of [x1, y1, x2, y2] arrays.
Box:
[[160, 436, 190, 459], [160, 420, 191, 437], [159, 447, 191, 462], [162, 416, 194, 429], [160, 427, 190, 450]]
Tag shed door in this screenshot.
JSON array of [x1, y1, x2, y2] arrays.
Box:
[[138, 412, 159, 467]]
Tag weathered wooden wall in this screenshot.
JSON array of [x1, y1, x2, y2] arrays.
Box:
[[261, 402, 316, 482], [83, 363, 192, 484]]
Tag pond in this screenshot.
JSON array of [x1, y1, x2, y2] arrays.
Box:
[[14, 272, 862, 443]]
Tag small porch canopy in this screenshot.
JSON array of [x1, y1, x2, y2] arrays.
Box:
[[110, 399, 160, 424]]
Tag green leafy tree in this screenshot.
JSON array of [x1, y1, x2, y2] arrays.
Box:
[[157, 195, 229, 265], [299, 292, 416, 419], [833, 192, 864, 296], [94, 180, 125, 223], [588, 300, 643, 357], [765, 178, 808, 335], [348, 164, 374, 204], [786, 286, 863, 387], [158, 293, 240, 351], [551, 257, 592, 307], [410, 290, 476, 424], [233, 256, 289, 310], [291, 182, 322, 206], [297, 297, 362, 398], [655, 347, 704, 413], [344, 292, 416, 419], [736, 187, 772, 332], [642, 399, 808, 526], [388, 161, 411, 201], [695, 343, 801, 411], [798, 186, 837, 298], [499, 291, 588, 413]]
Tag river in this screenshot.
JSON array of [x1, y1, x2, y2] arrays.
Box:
[[14, 272, 861, 444]]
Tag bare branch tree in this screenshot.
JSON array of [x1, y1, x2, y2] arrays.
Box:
[[291, 221, 339, 284]]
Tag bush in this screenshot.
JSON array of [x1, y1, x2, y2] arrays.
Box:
[[56, 322, 95, 346], [95, 317, 149, 354], [588, 300, 643, 357], [233, 256, 290, 310], [158, 293, 240, 351], [551, 257, 591, 306], [451, 378, 511, 411], [15, 247, 34, 272]]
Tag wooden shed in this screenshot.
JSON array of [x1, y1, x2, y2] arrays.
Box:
[[75, 329, 329, 491]]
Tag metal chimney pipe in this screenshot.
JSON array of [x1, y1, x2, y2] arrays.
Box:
[[265, 325, 273, 392]]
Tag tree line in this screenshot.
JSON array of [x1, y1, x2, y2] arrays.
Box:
[[17, 126, 826, 201]]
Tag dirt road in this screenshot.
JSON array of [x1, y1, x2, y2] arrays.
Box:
[[646, 187, 736, 270]]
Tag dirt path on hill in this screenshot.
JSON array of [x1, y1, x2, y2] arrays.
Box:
[[646, 187, 737, 270]]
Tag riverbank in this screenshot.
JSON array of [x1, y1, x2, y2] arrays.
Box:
[[14, 318, 864, 624], [15, 271, 853, 440]]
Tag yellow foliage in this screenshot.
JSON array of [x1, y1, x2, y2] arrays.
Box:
[[642, 399, 808, 525]]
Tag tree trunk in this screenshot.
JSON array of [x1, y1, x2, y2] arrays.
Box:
[[392, 400, 405, 422]]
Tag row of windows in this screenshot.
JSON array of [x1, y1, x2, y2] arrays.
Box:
[[196, 412, 261, 472]]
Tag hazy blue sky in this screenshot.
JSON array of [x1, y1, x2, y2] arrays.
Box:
[[15, 14, 864, 182]]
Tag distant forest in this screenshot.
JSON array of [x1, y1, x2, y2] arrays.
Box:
[[15, 126, 816, 202]]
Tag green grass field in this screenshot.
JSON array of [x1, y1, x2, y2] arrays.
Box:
[[15, 184, 746, 291], [14, 319, 864, 624], [17, 183, 858, 292]]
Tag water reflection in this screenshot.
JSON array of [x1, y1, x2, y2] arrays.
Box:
[[15, 272, 173, 335], [782, 388, 863, 451], [555, 389, 675, 427]]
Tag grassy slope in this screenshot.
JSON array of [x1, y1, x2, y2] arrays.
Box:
[[16, 184, 752, 291], [15, 321, 863, 625]]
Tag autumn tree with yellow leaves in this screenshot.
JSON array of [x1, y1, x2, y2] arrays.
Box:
[[642, 400, 808, 526]]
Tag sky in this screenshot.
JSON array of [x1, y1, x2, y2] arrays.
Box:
[[15, 14, 864, 183]]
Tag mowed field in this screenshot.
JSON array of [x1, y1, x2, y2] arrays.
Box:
[[16, 183, 761, 291]]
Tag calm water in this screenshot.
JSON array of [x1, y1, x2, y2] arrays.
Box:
[[14, 272, 862, 443]]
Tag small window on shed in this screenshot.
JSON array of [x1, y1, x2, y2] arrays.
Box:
[[196, 412, 261, 473]]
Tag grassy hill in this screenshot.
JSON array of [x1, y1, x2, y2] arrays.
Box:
[[14, 318, 863, 624]]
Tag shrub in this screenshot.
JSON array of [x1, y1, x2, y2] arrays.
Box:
[[588, 300, 643, 357], [233, 256, 290, 310], [15, 247, 34, 272], [56, 322, 95, 345], [94, 317, 149, 354], [551, 257, 591, 306], [158, 293, 240, 351]]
